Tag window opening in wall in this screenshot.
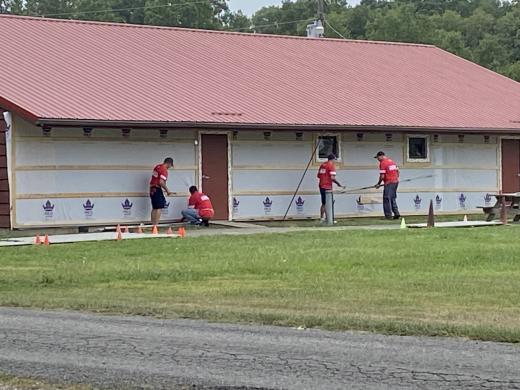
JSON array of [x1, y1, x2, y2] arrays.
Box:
[[407, 135, 429, 162], [316, 135, 340, 161]]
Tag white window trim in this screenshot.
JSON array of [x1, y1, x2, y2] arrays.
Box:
[[406, 134, 430, 163], [315, 133, 342, 163]]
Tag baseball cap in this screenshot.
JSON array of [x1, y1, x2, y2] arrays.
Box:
[[374, 151, 385, 158], [327, 153, 337, 160]]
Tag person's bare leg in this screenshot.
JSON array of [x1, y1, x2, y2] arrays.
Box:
[[151, 209, 161, 226]]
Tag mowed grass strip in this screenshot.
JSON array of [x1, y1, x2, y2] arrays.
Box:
[[1, 227, 519, 342]]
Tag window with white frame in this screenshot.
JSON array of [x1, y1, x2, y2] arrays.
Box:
[[407, 135, 430, 162], [316, 135, 341, 161]]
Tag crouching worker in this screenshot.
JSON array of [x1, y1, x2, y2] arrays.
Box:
[[181, 186, 215, 226]]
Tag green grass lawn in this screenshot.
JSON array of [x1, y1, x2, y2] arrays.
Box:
[[254, 213, 487, 227], [1, 227, 519, 342]]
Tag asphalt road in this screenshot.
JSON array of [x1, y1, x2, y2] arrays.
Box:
[[0, 308, 519, 389]]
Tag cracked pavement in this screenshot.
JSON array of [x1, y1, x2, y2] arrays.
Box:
[[0, 308, 519, 389]]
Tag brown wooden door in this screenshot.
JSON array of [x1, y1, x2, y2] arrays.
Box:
[[201, 134, 229, 220], [501, 139, 520, 193]]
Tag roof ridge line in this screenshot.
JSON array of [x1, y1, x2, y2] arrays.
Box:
[[0, 14, 436, 48]]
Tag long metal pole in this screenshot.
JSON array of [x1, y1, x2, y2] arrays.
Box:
[[318, 0, 325, 22], [282, 138, 321, 221], [325, 190, 334, 225]]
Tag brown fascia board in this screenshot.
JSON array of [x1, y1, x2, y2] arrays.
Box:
[[35, 118, 520, 134]]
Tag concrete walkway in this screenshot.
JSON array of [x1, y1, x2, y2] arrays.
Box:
[[185, 223, 400, 238], [0, 222, 402, 247]]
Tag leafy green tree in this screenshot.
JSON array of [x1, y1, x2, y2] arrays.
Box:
[[144, 0, 228, 29], [222, 9, 250, 32], [500, 62, 520, 81], [434, 29, 471, 59], [25, 0, 72, 17], [0, 0, 24, 14], [462, 8, 495, 47], [474, 33, 508, 69], [366, 3, 435, 43]]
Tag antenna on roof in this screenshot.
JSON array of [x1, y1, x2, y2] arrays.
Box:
[[306, 0, 325, 38]]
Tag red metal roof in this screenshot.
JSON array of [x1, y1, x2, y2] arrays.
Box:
[[0, 14, 519, 131]]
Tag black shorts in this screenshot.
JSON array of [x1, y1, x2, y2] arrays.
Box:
[[320, 187, 328, 206], [150, 186, 166, 210]]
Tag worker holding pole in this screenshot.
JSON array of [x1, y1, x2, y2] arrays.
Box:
[[317, 154, 344, 223], [374, 151, 401, 220], [149, 157, 174, 226]]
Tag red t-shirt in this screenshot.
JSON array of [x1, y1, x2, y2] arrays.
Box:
[[189, 191, 215, 218], [150, 164, 168, 188], [379, 158, 399, 184], [317, 161, 337, 190]]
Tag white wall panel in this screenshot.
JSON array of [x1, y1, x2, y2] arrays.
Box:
[[343, 143, 403, 166], [12, 119, 197, 227], [431, 144, 498, 167], [16, 140, 196, 167], [16, 196, 188, 226], [231, 191, 496, 220], [232, 142, 312, 166], [16, 170, 196, 194]]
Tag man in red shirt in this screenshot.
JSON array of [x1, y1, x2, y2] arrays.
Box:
[[374, 151, 401, 220], [317, 154, 344, 222], [150, 157, 174, 226], [182, 186, 215, 226]]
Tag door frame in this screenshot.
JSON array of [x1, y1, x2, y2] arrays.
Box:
[[198, 131, 232, 221], [498, 136, 520, 192]]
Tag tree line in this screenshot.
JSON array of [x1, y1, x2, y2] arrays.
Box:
[[1, 0, 518, 81]]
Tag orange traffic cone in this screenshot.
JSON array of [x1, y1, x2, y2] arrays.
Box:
[[116, 231, 123, 241], [34, 235, 42, 245], [166, 227, 173, 235], [152, 225, 159, 235], [43, 234, 50, 246], [178, 227, 186, 238]]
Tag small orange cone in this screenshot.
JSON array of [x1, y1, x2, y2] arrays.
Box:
[[152, 225, 159, 235], [166, 227, 173, 235], [43, 234, 50, 246], [116, 231, 123, 241], [178, 227, 186, 238], [34, 235, 41, 245]]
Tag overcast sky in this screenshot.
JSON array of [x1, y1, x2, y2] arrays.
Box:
[[227, 0, 284, 15]]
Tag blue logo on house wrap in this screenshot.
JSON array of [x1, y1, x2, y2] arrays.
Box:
[[233, 197, 240, 213], [296, 196, 305, 214], [459, 193, 467, 209], [484, 193, 492, 206], [263, 197, 273, 214], [161, 201, 170, 216], [356, 196, 364, 211], [42, 200, 55, 219], [435, 195, 442, 210], [414, 195, 422, 210], [122, 199, 133, 217], [83, 199, 94, 218]]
